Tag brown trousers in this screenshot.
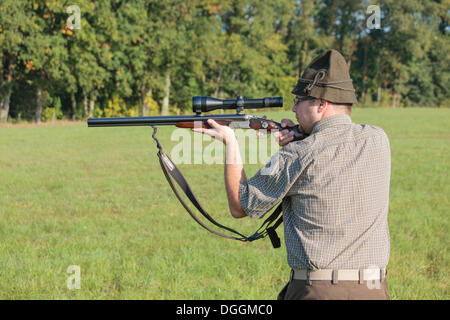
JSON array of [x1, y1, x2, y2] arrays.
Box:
[[277, 278, 390, 300]]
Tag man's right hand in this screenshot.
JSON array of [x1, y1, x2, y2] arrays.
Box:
[[274, 119, 296, 146]]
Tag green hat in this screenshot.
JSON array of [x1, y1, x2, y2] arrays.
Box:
[[292, 49, 357, 104]]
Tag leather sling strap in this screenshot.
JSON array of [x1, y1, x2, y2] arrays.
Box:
[[151, 126, 283, 248]]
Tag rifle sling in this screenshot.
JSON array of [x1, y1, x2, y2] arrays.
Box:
[[151, 126, 283, 248]]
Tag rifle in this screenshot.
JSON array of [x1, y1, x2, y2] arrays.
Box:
[[87, 96, 308, 248], [88, 96, 306, 140]]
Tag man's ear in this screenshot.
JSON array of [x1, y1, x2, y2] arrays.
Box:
[[318, 99, 327, 113]]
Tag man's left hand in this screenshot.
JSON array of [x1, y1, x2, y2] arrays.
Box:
[[192, 119, 236, 144]]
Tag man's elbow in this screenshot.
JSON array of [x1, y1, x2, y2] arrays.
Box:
[[230, 206, 247, 219]]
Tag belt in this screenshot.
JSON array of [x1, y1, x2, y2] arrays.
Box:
[[292, 268, 386, 284]]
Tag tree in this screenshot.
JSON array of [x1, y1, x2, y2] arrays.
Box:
[[20, 1, 70, 123], [146, 0, 194, 115], [0, 1, 29, 122], [2, 0, 449, 122]]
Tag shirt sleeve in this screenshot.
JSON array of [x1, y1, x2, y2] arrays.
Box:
[[238, 142, 307, 219]]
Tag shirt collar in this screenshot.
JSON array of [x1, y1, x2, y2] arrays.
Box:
[[311, 114, 352, 134]]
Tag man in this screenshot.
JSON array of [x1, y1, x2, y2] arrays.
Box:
[[194, 49, 391, 300]]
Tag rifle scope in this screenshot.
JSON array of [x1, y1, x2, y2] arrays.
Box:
[[192, 96, 283, 114]]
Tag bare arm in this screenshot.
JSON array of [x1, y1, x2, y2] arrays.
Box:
[[224, 138, 247, 218]]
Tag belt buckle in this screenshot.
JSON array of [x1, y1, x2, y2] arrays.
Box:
[[332, 270, 339, 285]]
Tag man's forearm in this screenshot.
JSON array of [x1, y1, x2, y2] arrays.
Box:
[[225, 137, 247, 218]]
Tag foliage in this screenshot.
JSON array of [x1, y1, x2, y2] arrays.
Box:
[[103, 93, 136, 117], [0, 0, 449, 123], [144, 93, 160, 116]]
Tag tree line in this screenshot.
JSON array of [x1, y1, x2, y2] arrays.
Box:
[[0, 0, 448, 123]]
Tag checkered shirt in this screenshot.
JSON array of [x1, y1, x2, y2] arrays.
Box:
[[239, 115, 391, 270]]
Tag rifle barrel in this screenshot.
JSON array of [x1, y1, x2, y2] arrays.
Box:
[[87, 114, 252, 127]]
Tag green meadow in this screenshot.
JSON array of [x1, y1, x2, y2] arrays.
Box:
[[0, 108, 448, 299]]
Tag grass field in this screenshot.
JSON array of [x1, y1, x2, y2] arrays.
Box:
[[0, 108, 448, 299]]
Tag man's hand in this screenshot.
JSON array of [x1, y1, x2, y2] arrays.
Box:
[[192, 119, 236, 144], [273, 119, 296, 146]]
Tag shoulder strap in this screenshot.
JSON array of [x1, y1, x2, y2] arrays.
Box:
[[151, 126, 283, 248]]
